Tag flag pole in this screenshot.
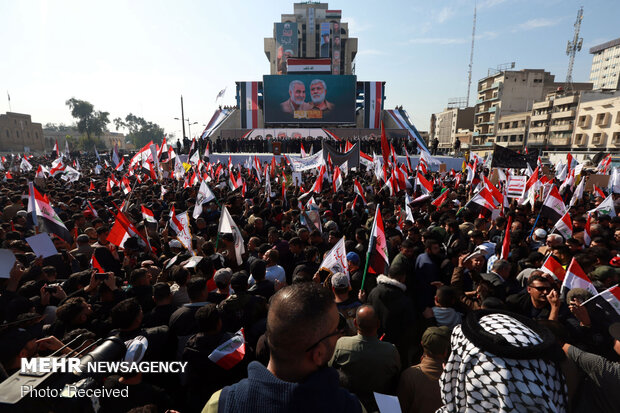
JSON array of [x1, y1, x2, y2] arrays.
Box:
[[360, 247, 371, 292]]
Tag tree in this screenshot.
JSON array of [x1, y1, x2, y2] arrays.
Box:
[[114, 113, 165, 148], [65, 98, 110, 144]]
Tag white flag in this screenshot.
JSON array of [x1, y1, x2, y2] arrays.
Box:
[[193, 180, 216, 219], [588, 194, 616, 218], [318, 237, 348, 277], [218, 206, 245, 266]]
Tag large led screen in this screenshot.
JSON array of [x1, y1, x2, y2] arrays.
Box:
[[263, 75, 356, 124]]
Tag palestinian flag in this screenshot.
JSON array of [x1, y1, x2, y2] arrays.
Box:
[[540, 255, 566, 281], [561, 258, 597, 296], [366, 207, 389, 277], [27, 182, 73, 244]]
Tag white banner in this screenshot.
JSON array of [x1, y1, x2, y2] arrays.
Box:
[[289, 150, 325, 172]]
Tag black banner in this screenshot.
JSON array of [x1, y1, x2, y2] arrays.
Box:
[[491, 144, 538, 169], [322, 141, 360, 169]]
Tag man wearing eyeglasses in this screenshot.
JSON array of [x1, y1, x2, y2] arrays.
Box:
[[203, 283, 365, 413], [506, 273, 566, 321]]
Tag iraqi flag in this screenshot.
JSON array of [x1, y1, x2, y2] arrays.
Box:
[[583, 286, 620, 324], [169, 206, 194, 254], [551, 211, 572, 241], [367, 207, 389, 277], [353, 179, 367, 204], [431, 189, 449, 208], [541, 186, 567, 224], [583, 213, 592, 247], [332, 166, 343, 193], [561, 258, 597, 296], [107, 210, 144, 249], [465, 187, 496, 218], [208, 328, 245, 370], [53, 140, 60, 157], [218, 206, 245, 266], [540, 254, 566, 281], [501, 215, 512, 259], [141, 205, 157, 228], [28, 182, 73, 244]]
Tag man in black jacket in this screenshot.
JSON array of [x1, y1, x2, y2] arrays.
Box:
[[367, 265, 416, 367]]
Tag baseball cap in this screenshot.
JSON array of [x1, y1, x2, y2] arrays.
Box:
[[421, 326, 451, 355], [331, 272, 350, 289], [213, 268, 233, 285], [0, 323, 43, 362], [230, 271, 249, 288], [346, 252, 360, 266]]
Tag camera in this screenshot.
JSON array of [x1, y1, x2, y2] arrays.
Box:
[[94, 273, 108, 281]]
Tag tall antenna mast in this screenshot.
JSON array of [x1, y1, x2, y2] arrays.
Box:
[[466, 3, 477, 107], [565, 6, 584, 91]]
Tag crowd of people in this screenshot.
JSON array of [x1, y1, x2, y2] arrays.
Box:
[[196, 134, 418, 156], [0, 144, 618, 413]]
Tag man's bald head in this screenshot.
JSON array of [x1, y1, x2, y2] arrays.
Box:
[[355, 304, 379, 336], [266, 283, 336, 363]]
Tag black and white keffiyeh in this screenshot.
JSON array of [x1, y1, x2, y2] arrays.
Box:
[[437, 310, 567, 413]]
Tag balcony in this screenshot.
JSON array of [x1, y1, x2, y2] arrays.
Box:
[[529, 126, 547, 134], [549, 136, 571, 146], [532, 100, 552, 110], [527, 135, 547, 144], [549, 124, 573, 132], [531, 113, 550, 122], [475, 106, 497, 116], [551, 109, 576, 119]]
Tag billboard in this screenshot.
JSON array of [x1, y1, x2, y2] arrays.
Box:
[[275, 22, 298, 75], [320, 22, 331, 58], [332, 22, 341, 74], [263, 75, 357, 124]]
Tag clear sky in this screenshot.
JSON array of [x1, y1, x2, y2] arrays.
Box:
[[1, 0, 619, 142]]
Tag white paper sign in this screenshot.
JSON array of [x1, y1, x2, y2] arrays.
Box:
[[374, 392, 402, 413], [0, 249, 16, 278], [26, 233, 59, 259]]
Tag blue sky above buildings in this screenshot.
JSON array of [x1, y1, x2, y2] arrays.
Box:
[[1, 0, 619, 139]]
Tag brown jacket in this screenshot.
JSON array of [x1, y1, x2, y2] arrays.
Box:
[[397, 356, 443, 413]]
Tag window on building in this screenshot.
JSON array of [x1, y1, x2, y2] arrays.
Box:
[[575, 133, 586, 145], [613, 132, 620, 144], [5, 130, 8, 138], [16, 130, 19, 138], [592, 133, 603, 144], [595, 113, 607, 126]]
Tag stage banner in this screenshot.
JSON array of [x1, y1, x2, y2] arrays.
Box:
[[263, 74, 356, 124], [239, 82, 259, 129], [364, 82, 384, 129]]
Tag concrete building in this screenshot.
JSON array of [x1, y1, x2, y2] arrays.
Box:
[[0, 112, 44, 153], [527, 90, 583, 152], [43, 128, 128, 152], [430, 107, 475, 153], [573, 90, 620, 153], [589, 37, 620, 90], [472, 69, 590, 151], [495, 111, 530, 149], [264, 3, 358, 75]]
